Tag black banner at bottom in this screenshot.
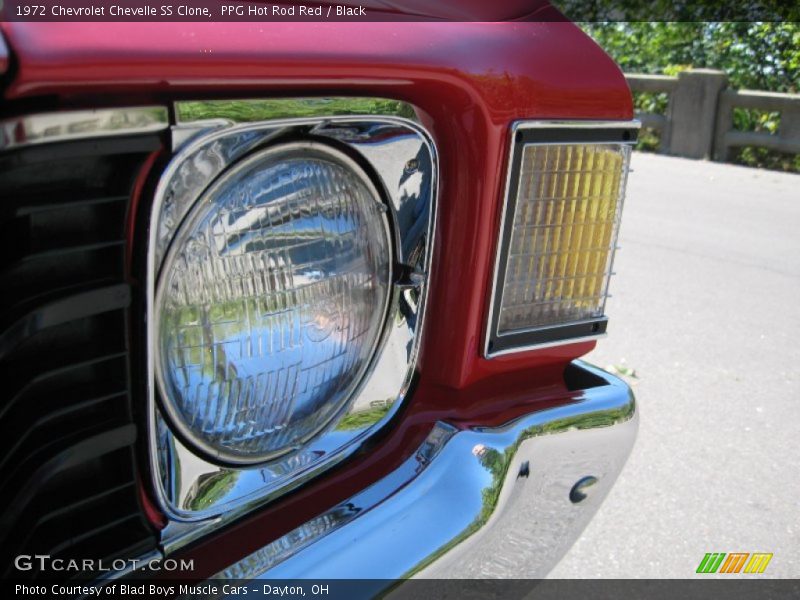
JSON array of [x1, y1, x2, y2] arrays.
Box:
[[5, 579, 800, 600]]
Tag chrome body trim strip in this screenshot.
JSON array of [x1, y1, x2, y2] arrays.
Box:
[[146, 103, 438, 548], [486, 333, 609, 357], [0, 106, 169, 151], [511, 120, 643, 130], [483, 120, 641, 358], [211, 361, 637, 583]]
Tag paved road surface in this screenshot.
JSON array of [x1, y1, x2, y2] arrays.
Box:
[[547, 153, 800, 578]]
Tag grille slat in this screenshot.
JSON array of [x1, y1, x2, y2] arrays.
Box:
[[13, 480, 135, 556], [0, 133, 162, 580], [2, 255, 123, 296], [0, 389, 128, 472], [3, 349, 128, 410], [0, 284, 131, 359], [0, 425, 138, 526]]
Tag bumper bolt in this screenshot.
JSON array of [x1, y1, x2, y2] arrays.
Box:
[[569, 476, 599, 503]]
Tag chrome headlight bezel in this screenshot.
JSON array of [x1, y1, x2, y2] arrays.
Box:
[[146, 101, 437, 539]]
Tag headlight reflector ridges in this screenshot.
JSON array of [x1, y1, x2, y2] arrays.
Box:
[[155, 143, 391, 464], [499, 143, 629, 334]]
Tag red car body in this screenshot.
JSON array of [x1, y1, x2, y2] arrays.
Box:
[[1, 6, 634, 582]]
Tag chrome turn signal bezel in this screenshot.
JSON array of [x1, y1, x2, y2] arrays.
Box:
[[485, 121, 639, 358]]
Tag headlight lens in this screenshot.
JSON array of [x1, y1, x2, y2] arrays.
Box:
[[155, 143, 391, 465]]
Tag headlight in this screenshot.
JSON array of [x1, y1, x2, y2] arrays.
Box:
[[155, 142, 391, 465], [486, 122, 638, 357]]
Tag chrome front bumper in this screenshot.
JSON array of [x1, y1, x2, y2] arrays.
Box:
[[213, 361, 637, 584]]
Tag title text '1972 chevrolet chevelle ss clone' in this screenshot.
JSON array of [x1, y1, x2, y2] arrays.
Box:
[[0, 0, 638, 591]]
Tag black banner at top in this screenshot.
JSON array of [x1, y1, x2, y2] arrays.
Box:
[[0, 0, 798, 22]]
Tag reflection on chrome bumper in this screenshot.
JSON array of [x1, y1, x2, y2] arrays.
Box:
[[213, 361, 637, 583]]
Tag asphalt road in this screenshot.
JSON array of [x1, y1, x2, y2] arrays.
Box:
[[547, 153, 800, 578]]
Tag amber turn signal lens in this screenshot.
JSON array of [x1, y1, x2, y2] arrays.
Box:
[[498, 143, 631, 335]]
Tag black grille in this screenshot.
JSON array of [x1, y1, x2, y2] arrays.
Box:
[[0, 134, 162, 579]]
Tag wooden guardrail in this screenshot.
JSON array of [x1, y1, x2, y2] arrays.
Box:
[[625, 69, 800, 163]]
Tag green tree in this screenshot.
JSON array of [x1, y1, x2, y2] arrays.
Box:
[[582, 22, 799, 92], [580, 22, 800, 171]]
